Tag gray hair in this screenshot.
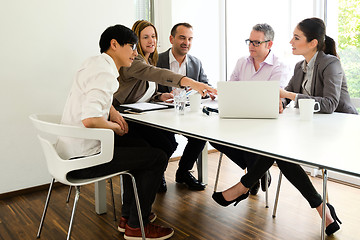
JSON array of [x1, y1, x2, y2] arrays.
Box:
[[252, 23, 274, 41]]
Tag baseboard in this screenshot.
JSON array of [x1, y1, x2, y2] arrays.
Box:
[[0, 182, 64, 200], [1, 149, 219, 199], [169, 149, 218, 162]]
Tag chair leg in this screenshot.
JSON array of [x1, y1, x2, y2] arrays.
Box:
[[67, 186, 80, 240], [265, 171, 269, 208], [120, 175, 124, 205], [66, 186, 72, 203], [37, 178, 55, 238], [321, 169, 329, 203], [126, 172, 146, 240], [108, 178, 117, 221], [272, 172, 283, 218], [214, 152, 224, 192]]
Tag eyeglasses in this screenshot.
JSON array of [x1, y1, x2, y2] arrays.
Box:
[[245, 39, 270, 47], [128, 43, 137, 51]]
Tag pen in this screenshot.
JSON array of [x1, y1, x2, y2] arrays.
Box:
[[186, 89, 197, 96], [124, 109, 144, 114]]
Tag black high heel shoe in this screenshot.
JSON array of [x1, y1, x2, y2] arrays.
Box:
[[212, 191, 249, 207], [325, 203, 342, 236]]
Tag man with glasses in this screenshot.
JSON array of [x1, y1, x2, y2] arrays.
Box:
[[57, 25, 174, 239], [211, 23, 291, 195], [231, 23, 290, 87]]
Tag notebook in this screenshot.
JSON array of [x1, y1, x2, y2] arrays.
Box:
[[217, 81, 279, 119], [118, 102, 169, 113]]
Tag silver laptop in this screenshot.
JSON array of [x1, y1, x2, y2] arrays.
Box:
[[217, 81, 279, 119]]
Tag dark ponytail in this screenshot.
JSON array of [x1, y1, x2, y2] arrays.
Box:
[[324, 35, 338, 57], [297, 18, 338, 57]]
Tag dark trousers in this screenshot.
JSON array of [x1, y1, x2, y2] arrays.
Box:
[[210, 142, 257, 171], [67, 135, 168, 228], [177, 137, 207, 174], [241, 155, 322, 208], [127, 121, 178, 160], [210, 142, 322, 208]]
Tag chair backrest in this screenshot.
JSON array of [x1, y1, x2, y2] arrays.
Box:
[[29, 114, 114, 185]]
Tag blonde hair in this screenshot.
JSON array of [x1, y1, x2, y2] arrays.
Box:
[[132, 20, 159, 65]]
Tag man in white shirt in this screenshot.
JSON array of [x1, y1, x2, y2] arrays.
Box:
[[211, 23, 291, 195], [157, 23, 209, 191], [56, 24, 174, 240]]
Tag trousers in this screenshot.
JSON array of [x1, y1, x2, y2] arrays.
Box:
[[177, 137, 207, 174], [67, 134, 168, 228], [210, 143, 323, 208]]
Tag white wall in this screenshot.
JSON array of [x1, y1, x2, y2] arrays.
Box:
[[154, 0, 221, 87], [0, 0, 135, 194]]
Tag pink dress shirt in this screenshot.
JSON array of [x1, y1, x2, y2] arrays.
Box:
[[229, 51, 291, 88]]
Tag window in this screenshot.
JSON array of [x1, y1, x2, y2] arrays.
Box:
[[226, 0, 360, 101], [135, 0, 153, 22], [327, 0, 360, 99], [226, 0, 314, 79]]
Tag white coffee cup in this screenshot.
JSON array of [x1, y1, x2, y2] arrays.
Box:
[[298, 99, 320, 121], [189, 93, 201, 112]]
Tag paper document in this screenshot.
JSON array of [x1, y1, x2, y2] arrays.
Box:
[[120, 102, 168, 112]]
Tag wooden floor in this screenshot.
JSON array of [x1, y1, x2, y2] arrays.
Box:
[[1, 151, 359, 240]]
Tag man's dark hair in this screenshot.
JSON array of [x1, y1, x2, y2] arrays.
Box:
[[99, 24, 138, 53], [170, 23, 193, 37]]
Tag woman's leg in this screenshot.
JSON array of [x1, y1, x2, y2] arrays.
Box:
[[210, 142, 248, 169], [219, 155, 274, 201], [276, 160, 322, 208], [276, 160, 334, 226]]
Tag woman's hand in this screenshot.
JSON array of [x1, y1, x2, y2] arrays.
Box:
[[279, 99, 284, 113], [280, 88, 296, 101], [180, 77, 217, 97], [159, 92, 174, 102]]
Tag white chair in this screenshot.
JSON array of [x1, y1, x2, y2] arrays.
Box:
[[29, 114, 145, 240], [214, 152, 270, 208], [66, 178, 117, 221]]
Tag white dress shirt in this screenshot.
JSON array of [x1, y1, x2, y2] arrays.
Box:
[[169, 49, 188, 75], [137, 81, 156, 102], [56, 53, 119, 159], [169, 49, 187, 91]]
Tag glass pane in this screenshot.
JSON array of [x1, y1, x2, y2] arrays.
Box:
[[327, 0, 360, 99], [135, 0, 152, 22], [226, 0, 313, 80]]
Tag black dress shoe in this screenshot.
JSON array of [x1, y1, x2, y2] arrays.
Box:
[[157, 175, 167, 193], [212, 191, 249, 207], [249, 181, 260, 195], [325, 203, 342, 236], [175, 171, 206, 191], [261, 171, 271, 192]]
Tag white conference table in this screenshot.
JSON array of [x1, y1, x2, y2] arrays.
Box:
[[95, 104, 360, 239]]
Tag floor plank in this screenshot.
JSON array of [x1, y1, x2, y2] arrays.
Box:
[[0, 151, 359, 239]]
